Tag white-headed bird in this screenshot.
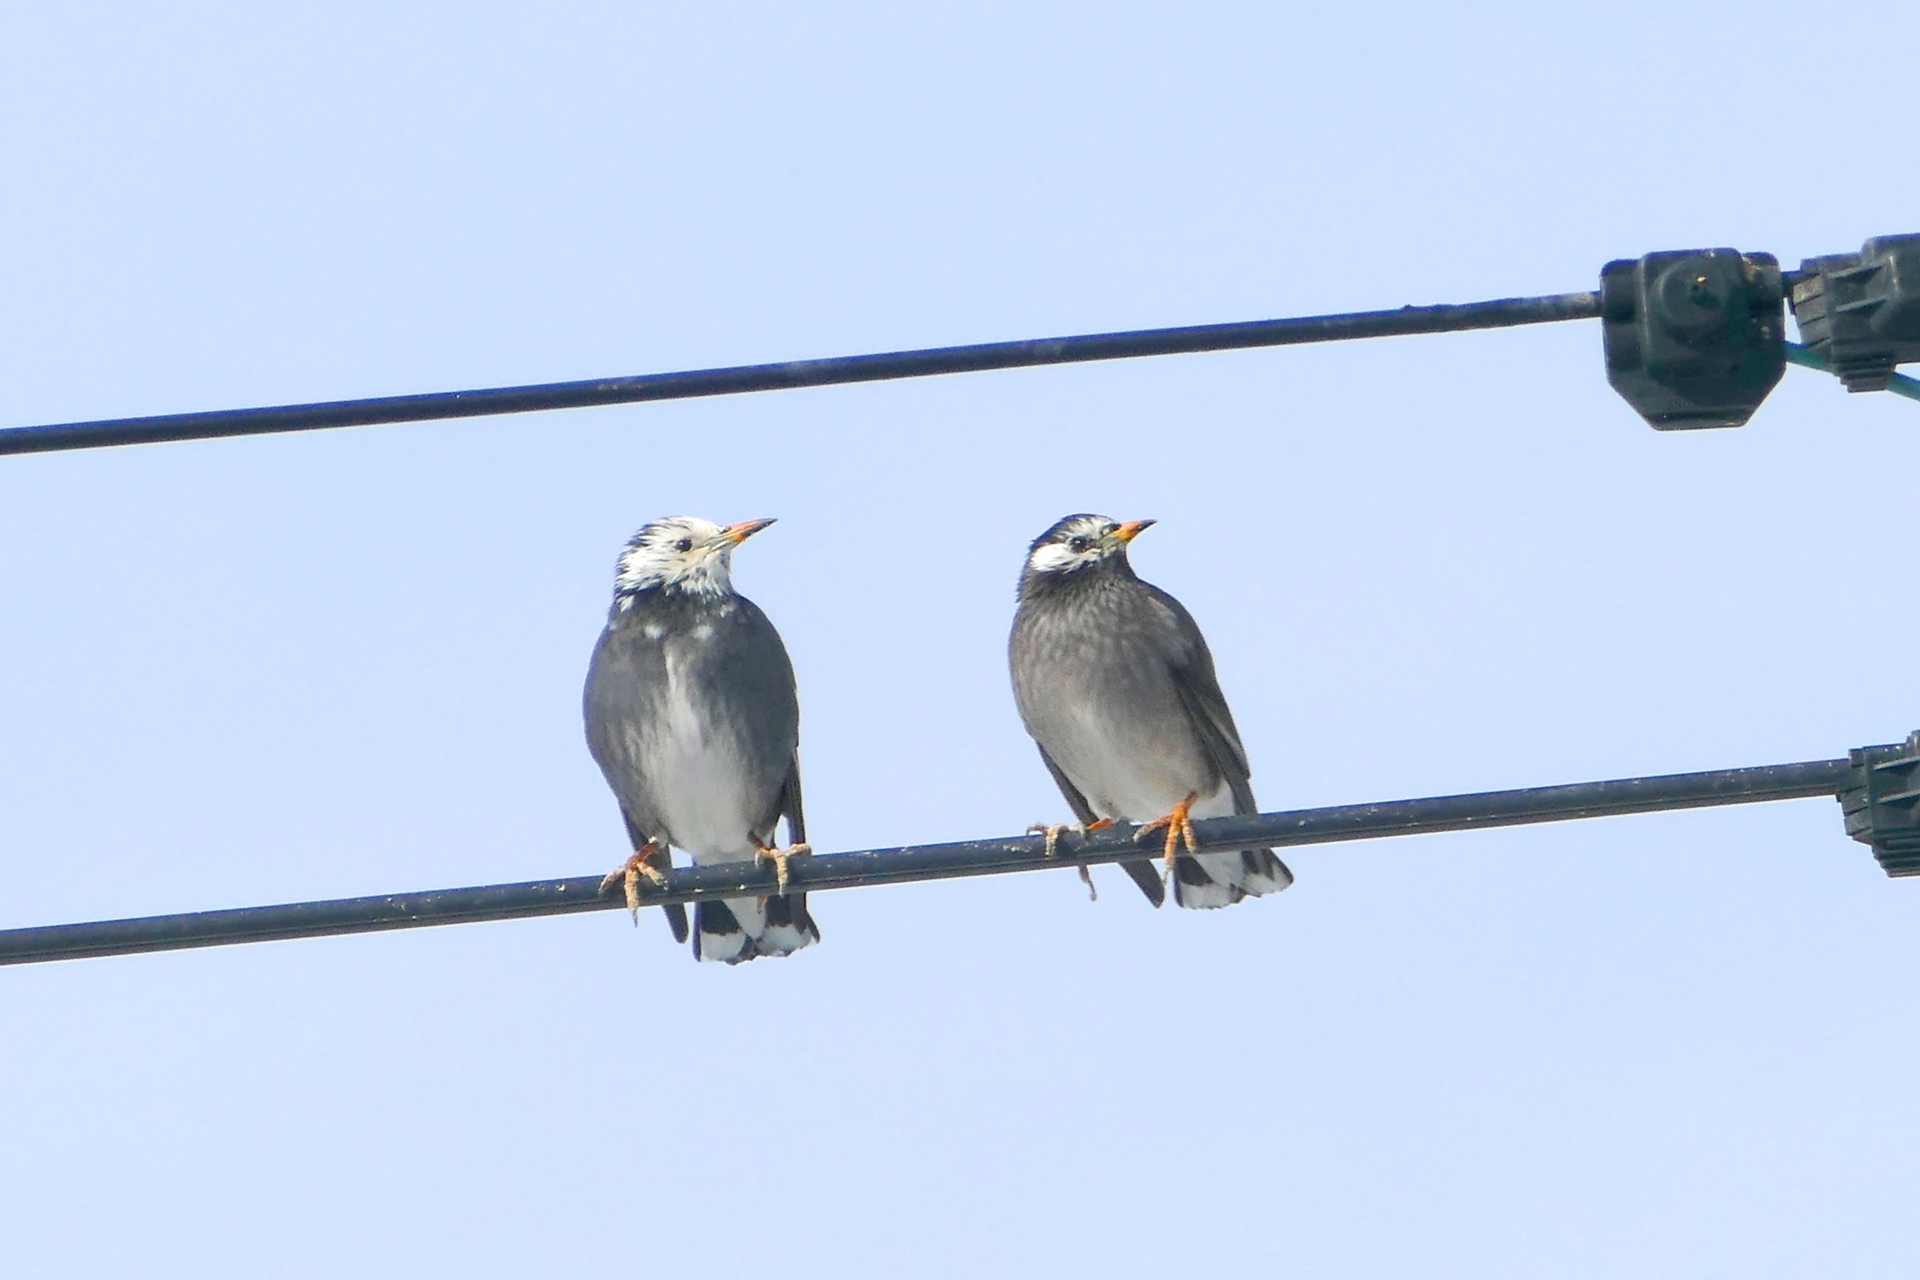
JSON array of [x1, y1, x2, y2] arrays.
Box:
[[585, 516, 817, 962]]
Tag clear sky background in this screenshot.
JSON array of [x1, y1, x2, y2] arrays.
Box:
[[3, 2, 1918, 1276]]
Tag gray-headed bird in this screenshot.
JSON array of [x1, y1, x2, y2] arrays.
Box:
[[585, 516, 817, 963], [1009, 514, 1292, 909]]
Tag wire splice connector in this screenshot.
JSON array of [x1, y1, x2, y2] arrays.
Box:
[[1791, 234, 1920, 393], [1600, 248, 1786, 430], [1840, 731, 1920, 876]]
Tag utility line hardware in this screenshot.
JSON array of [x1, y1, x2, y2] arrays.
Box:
[[1790, 234, 1920, 393], [1841, 731, 1920, 877], [1600, 249, 1786, 430]]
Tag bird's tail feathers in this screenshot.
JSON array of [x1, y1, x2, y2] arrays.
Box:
[[1170, 848, 1293, 909], [1119, 858, 1167, 908], [693, 895, 821, 964], [692, 899, 752, 963]]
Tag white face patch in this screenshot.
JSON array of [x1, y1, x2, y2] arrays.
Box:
[[614, 516, 737, 599], [1026, 515, 1122, 577]]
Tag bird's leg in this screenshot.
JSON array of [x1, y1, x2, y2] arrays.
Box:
[[599, 840, 672, 924], [1027, 816, 1115, 857], [754, 840, 812, 896], [1027, 818, 1113, 901], [1135, 793, 1199, 883]]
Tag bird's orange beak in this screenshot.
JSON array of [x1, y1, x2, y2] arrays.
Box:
[[1111, 519, 1156, 544], [720, 518, 777, 544]]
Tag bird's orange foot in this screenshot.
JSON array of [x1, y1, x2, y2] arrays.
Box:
[[1028, 818, 1113, 900], [599, 841, 672, 924], [1136, 793, 1199, 881], [755, 841, 812, 896]]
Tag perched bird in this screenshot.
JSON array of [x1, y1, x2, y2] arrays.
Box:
[[1009, 514, 1292, 909], [584, 515, 818, 963]]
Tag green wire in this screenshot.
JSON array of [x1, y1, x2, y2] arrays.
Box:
[[1785, 341, 1920, 403]]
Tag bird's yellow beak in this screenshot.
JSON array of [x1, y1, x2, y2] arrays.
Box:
[[719, 518, 777, 545], [1107, 518, 1156, 547]]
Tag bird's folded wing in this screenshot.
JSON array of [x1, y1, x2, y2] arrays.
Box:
[[1036, 743, 1099, 827], [1146, 584, 1258, 814], [777, 754, 806, 846]]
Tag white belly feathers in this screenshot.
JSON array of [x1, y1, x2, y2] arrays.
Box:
[[640, 633, 763, 862], [1054, 699, 1217, 822]]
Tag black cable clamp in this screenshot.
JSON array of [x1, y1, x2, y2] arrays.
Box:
[[1600, 248, 1786, 430], [1840, 731, 1920, 877], [1790, 234, 1920, 393]]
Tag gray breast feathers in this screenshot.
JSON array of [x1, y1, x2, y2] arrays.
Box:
[[1010, 574, 1240, 820], [584, 594, 800, 857]]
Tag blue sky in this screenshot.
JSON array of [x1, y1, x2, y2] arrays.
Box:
[[3, 2, 1918, 1276]]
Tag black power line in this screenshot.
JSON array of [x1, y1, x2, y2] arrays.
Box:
[[0, 291, 1602, 457], [0, 753, 1854, 966]]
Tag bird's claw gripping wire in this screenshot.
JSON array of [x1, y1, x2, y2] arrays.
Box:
[[1027, 821, 1069, 858], [1027, 818, 1112, 901], [600, 841, 672, 924], [1136, 793, 1200, 885], [755, 842, 811, 896]]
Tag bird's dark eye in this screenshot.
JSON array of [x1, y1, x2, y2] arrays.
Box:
[[1068, 536, 1090, 553], [674, 538, 693, 553]]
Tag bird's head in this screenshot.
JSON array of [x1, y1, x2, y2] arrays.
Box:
[[613, 516, 774, 604], [1022, 513, 1155, 584]]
